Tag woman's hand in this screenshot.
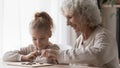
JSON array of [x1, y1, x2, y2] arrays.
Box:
[[21, 51, 37, 61], [41, 49, 58, 57], [41, 49, 59, 64]]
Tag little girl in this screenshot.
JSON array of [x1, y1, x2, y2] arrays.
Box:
[[3, 11, 59, 63]]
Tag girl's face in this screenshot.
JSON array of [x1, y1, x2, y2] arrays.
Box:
[[31, 29, 51, 50]]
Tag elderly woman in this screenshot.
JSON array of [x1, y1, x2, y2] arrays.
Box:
[[42, 0, 119, 68]]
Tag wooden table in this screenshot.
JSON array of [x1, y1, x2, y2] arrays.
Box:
[[0, 59, 99, 68]]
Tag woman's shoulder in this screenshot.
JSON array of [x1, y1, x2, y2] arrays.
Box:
[[93, 26, 114, 40], [93, 26, 109, 35]]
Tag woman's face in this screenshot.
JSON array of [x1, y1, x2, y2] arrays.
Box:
[[65, 11, 84, 32], [31, 29, 51, 50]]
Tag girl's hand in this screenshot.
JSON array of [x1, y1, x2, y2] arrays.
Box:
[[21, 51, 37, 61]]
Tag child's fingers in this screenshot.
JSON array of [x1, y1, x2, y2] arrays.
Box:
[[28, 54, 36, 61], [41, 50, 47, 57], [28, 52, 37, 58], [36, 50, 41, 55], [30, 51, 38, 57]]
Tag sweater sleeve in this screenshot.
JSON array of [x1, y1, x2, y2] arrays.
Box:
[[57, 30, 117, 66], [3, 44, 34, 62], [3, 50, 23, 62]]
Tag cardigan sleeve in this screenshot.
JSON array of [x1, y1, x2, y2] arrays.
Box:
[[3, 44, 34, 62], [57, 30, 117, 66]]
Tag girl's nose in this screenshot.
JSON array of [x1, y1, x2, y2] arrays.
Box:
[[36, 40, 40, 45]]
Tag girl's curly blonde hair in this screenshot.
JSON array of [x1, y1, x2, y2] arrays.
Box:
[[30, 11, 53, 31]]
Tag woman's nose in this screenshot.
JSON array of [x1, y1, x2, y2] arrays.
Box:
[[67, 19, 71, 26]]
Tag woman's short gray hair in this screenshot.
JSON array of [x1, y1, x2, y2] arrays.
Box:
[[61, 0, 102, 28]]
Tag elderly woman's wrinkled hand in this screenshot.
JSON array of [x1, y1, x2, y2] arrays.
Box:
[[41, 49, 59, 58], [40, 49, 59, 64]]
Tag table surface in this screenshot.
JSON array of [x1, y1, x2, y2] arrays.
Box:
[[0, 59, 99, 68]]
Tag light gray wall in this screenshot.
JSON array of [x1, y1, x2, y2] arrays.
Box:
[[0, 0, 3, 53], [102, 7, 117, 39]]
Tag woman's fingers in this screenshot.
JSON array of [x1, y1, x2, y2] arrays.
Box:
[[41, 49, 59, 58], [46, 49, 58, 56], [41, 49, 52, 57], [47, 56, 59, 64]]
